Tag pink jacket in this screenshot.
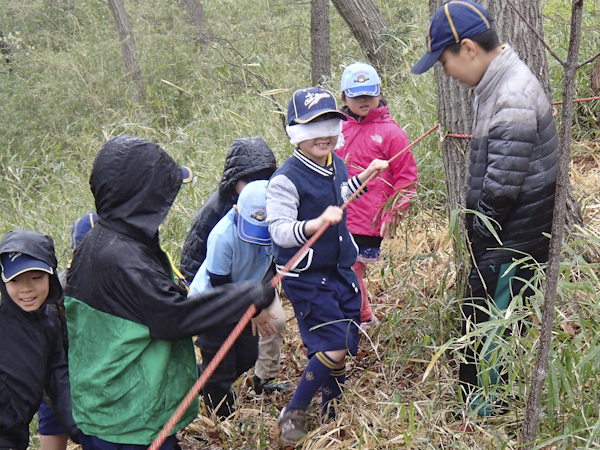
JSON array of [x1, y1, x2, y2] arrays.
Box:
[[335, 105, 418, 238]]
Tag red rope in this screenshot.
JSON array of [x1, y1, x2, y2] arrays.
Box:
[[147, 123, 440, 450], [553, 95, 600, 105], [148, 94, 600, 448]]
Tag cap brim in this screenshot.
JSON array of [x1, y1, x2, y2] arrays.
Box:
[[1, 254, 53, 283], [411, 47, 445, 74], [293, 110, 347, 125], [181, 166, 193, 184], [345, 85, 381, 98], [237, 216, 271, 246]]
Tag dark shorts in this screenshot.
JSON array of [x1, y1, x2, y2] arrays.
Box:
[[282, 270, 361, 357], [78, 430, 176, 450], [38, 397, 66, 436]]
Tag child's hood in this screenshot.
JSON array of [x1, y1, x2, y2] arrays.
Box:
[[0, 229, 63, 306], [90, 135, 185, 240], [219, 136, 277, 196]]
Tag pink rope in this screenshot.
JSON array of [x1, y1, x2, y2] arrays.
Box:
[[147, 123, 441, 450]]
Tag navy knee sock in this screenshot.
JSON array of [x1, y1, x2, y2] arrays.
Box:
[[321, 366, 346, 421], [287, 352, 338, 412]]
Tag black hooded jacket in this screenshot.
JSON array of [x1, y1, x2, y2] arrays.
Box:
[[180, 137, 277, 282], [64, 136, 273, 443], [0, 230, 77, 450]]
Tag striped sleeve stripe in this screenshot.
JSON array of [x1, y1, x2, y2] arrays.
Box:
[[293, 221, 308, 245], [348, 175, 367, 197]]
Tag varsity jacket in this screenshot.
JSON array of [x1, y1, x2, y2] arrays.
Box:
[[467, 45, 558, 266], [0, 230, 77, 450], [266, 149, 364, 285], [65, 136, 271, 444], [335, 105, 418, 239], [180, 136, 277, 282]]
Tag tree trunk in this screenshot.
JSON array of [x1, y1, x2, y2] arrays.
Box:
[[179, 0, 212, 44], [522, 4, 584, 449], [311, 0, 331, 86], [592, 54, 600, 94], [108, 0, 145, 106], [430, 0, 586, 288], [331, 0, 394, 71]]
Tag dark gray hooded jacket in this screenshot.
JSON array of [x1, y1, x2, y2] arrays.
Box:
[[180, 137, 277, 282]]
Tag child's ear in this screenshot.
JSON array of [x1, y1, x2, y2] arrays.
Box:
[[461, 39, 478, 59]]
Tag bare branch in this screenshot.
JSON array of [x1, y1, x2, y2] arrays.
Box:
[[505, 0, 564, 66], [578, 50, 600, 69]]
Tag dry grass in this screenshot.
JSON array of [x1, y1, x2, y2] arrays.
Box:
[[165, 142, 600, 450]]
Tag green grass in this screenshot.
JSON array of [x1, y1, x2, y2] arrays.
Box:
[[2, 0, 600, 448]]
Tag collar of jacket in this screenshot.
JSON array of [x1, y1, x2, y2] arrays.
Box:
[[475, 45, 517, 104], [342, 104, 389, 124]]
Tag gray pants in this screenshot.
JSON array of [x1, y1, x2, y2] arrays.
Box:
[[254, 292, 286, 380]]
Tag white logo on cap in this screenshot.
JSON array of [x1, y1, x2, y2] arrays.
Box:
[[9, 252, 22, 262], [305, 92, 330, 109]]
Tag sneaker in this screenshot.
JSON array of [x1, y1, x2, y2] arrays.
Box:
[[360, 315, 380, 331], [273, 407, 307, 444], [252, 375, 292, 394]]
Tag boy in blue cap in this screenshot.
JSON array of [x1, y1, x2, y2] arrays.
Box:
[[0, 229, 78, 450], [412, 1, 558, 416], [267, 87, 388, 443], [189, 180, 277, 418]]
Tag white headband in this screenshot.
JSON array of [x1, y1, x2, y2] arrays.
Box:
[[286, 118, 343, 146]]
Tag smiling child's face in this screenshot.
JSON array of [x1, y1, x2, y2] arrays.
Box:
[[6, 270, 50, 312]]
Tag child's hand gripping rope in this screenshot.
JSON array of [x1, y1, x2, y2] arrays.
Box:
[[147, 129, 436, 450]]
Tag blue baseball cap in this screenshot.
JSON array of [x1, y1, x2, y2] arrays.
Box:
[[287, 87, 347, 126], [341, 62, 381, 97], [411, 0, 491, 74], [71, 212, 98, 250], [236, 180, 271, 246], [180, 166, 193, 184], [1, 252, 54, 282]]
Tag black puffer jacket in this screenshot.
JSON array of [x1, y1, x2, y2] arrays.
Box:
[[180, 137, 277, 282], [0, 230, 77, 450], [466, 46, 558, 266]]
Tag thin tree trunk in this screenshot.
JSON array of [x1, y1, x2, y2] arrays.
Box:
[[592, 53, 600, 94], [311, 0, 331, 86], [108, 0, 145, 106], [179, 0, 212, 44], [521, 2, 584, 447], [331, 0, 394, 71]]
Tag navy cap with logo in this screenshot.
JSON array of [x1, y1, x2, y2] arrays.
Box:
[[287, 87, 347, 126], [411, 0, 491, 74], [1, 252, 54, 283]]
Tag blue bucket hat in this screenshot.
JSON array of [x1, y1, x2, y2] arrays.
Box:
[[341, 62, 381, 97], [287, 87, 347, 126], [411, 0, 491, 74], [236, 180, 271, 246]]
